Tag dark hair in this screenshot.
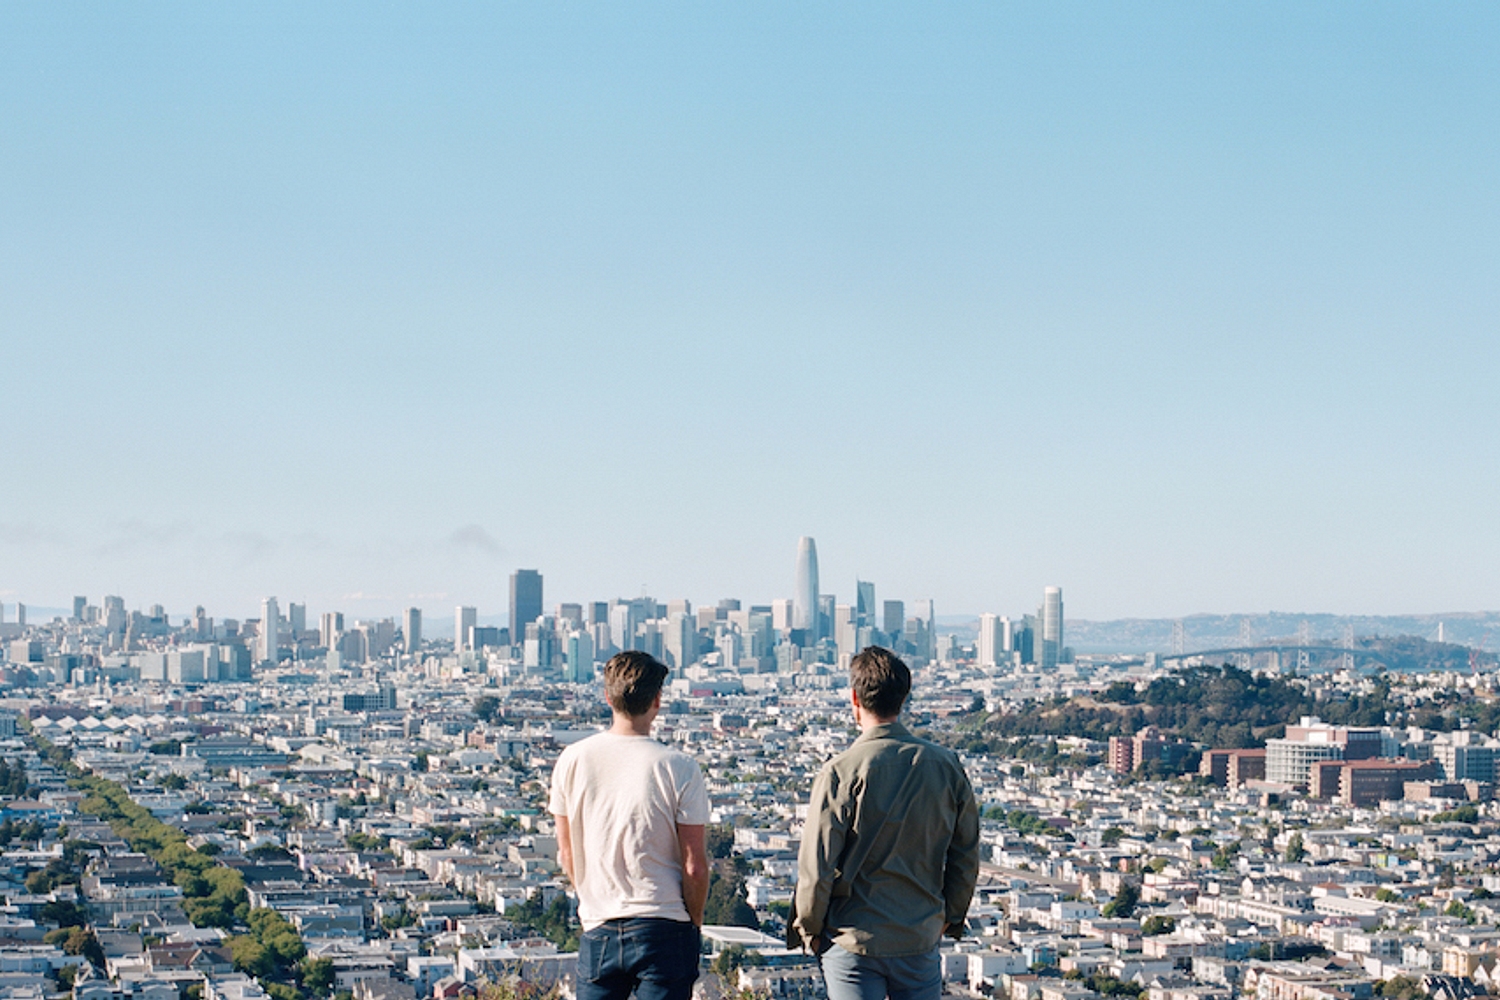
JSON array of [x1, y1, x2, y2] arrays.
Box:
[[849, 646, 910, 719], [603, 651, 670, 717]]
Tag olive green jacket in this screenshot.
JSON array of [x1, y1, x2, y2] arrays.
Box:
[[788, 721, 981, 956]]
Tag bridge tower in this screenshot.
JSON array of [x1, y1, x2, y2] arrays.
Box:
[[1297, 620, 1311, 674], [1171, 620, 1185, 656], [1342, 624, 1356, 674], [1238, 618, 1254, 670]]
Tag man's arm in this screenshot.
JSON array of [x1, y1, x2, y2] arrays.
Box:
[[555, 814, 575, 885], [789, 767, 845, 952], [678, 823, 709, 926], [942, 769, 981, 938]]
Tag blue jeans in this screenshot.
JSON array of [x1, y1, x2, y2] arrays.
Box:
[[821, 943, 942, 1000], [577, 918, 701, 1000]]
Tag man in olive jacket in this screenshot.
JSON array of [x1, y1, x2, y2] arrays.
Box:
[[789, 646, 980, 1000]]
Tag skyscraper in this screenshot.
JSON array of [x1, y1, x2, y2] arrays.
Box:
[[978, 613, 1003, 668], [510, 570, 543, 643], [855, 580, 876, 628], [404, 608, 422, 654], [794, 537, 819, 634], [1040, 586, 1064, 671], [455, 606, 477, 651], [321, 611, 343, 650], [882, 600, 905, 637], [260, 597, 279, 664], [288, 603, 306, 638]]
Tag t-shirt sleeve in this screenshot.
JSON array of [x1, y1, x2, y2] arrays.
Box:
[[673, 755, 711, 825], [547, 749, 572, 817]]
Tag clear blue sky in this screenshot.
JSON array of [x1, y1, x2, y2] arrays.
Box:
[[3, 3, 1498, 623]]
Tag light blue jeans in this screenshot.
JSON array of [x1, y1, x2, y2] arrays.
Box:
[[820, 943, 942, 1000]]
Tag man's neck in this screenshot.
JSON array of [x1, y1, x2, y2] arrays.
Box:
[[857, 713, 900, 734], [610, 712, 653, 737]]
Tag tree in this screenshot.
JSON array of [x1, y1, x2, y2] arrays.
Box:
[[40, 900, 89, 928], [1378, 977, 1425, 1000], [711, 944, 764, 978], [705, 872, 757, 928], [1102, 882, 1140, 919], [301, 957, 336, 996], [1284, 832, 1306, 863], [1140, 915, 1176, 937], [706, 825, 736, 859], [229, 936, 274, 978]]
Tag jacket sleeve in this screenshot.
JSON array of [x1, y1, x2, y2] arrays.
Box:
[[942, 763, 981, 935], [788, 764, 846, 950]]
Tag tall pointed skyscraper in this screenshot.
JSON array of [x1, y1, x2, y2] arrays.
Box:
[[794, 537, 819, 634]]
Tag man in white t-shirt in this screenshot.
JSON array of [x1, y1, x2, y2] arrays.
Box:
[[549, 651, 710, 1000]]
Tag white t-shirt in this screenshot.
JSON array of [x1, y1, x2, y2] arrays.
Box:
[[548, 731, 711, 929]]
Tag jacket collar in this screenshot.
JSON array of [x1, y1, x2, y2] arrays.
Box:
[[854, 719, 912, 744]]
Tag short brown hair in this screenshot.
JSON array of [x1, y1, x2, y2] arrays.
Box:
[[603, 651, 670, 717], [849, 646, 910, 719]]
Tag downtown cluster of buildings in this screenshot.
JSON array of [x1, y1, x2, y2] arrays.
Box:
[[4, 538, 1069, 693], [3, 546, 1500, 1000]]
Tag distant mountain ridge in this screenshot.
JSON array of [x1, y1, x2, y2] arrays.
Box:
[[937, 610, 1500, 654], [1067, 611, 1500, 654]]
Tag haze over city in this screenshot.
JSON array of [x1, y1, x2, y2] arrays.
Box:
[[4, 5, 1499, 621]]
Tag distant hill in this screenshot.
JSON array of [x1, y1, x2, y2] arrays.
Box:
[[951, 661, 1500, 753], [1065, 610, 1500, 654]]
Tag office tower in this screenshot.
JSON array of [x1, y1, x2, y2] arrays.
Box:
[[509, 570, 543, 641], [1015, 616, 1036, 664], [72, 597, 86, 621], [978, 613, 1003, 668], [289, 603, 306, 638], [856, 581, 876, 628], [1000, 616, 1014, 653], [557, 603, 584, 628], [794, 537, 819, 632], [260, 597, 279, 664], [104, 596, 127, 635], [589, 602, 609, 625], [665, 612, 696, 671], [771, 599, 794, 634], [455, 606, 477, 650], [16, 604, 24, 628], [320, 612, 344, 650], [817, 595, 835, 643], [192, 606, 211, 640], [1040, 586, 1063, 671], [404, 608, 422, 654], [566, 630, 595, 683], [883, 600, 904, 638], [913, 599, 935, 660], [834, 604, 859, 663]]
